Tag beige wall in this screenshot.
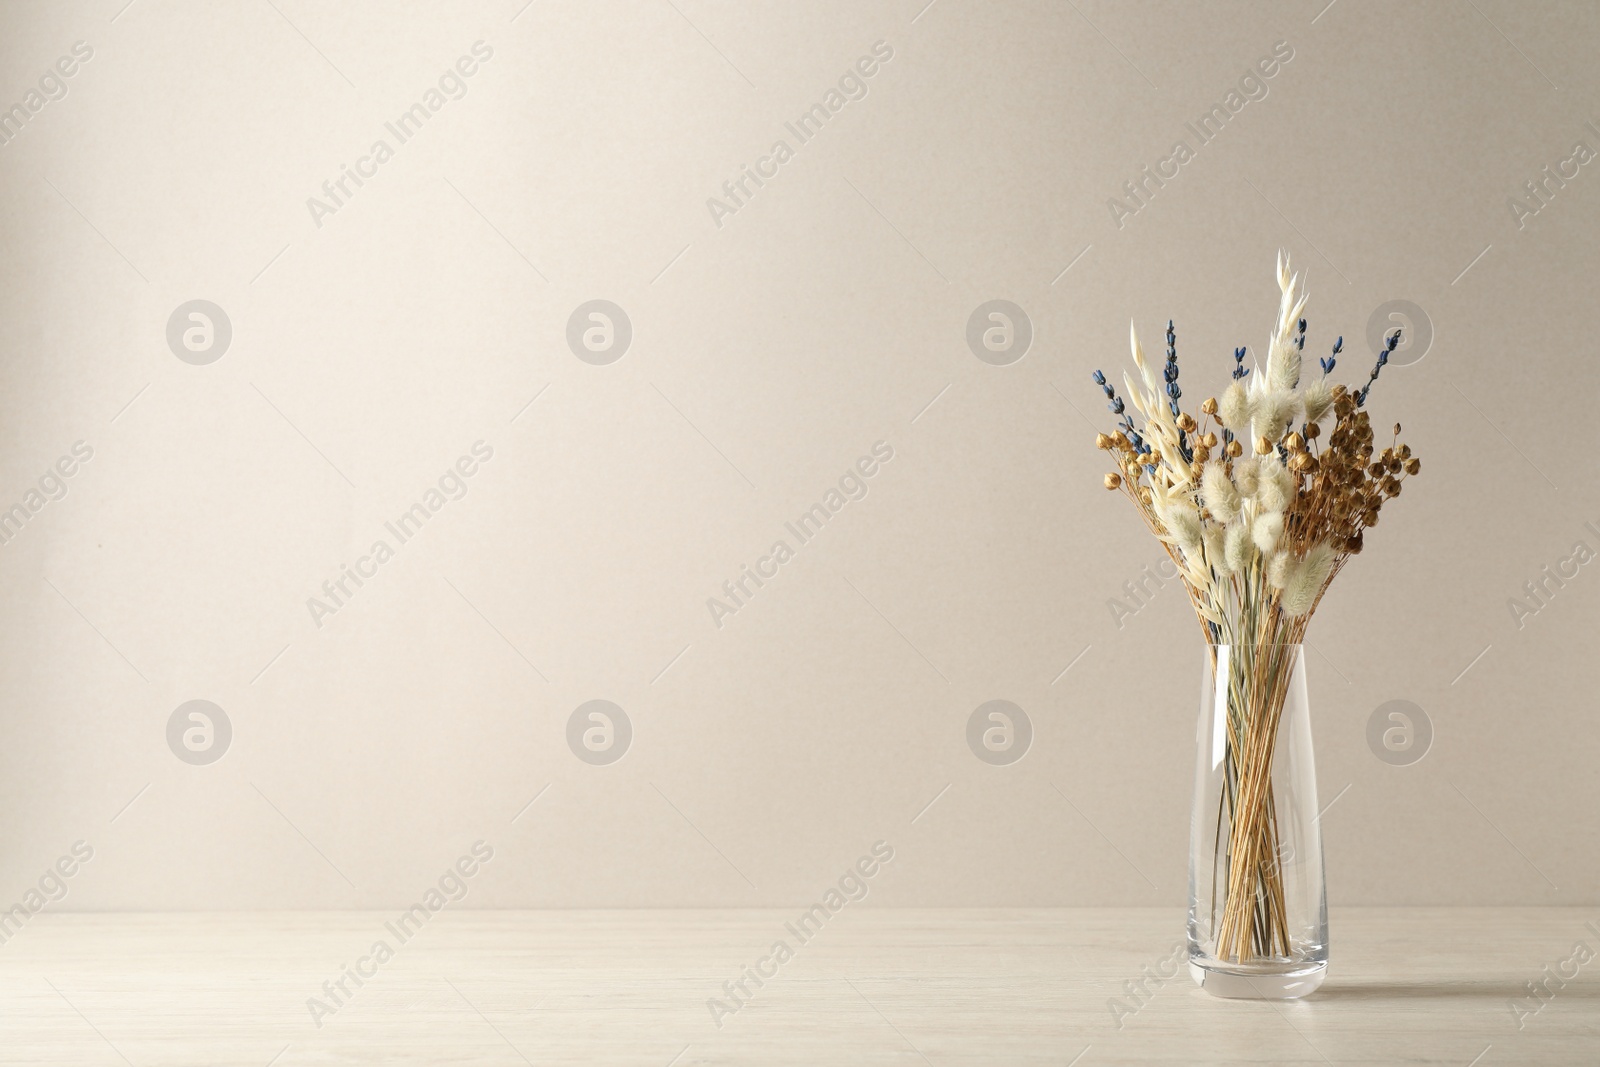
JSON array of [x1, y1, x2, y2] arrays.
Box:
[[0, 0, 1594, 910]]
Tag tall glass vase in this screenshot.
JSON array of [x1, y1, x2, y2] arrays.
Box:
[[1188, 643, 1327, 999]]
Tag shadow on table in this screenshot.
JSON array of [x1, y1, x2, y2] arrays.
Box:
[[1314, 979, 1600, 1001]]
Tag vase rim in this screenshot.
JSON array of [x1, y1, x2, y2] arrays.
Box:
[[1204, 642, 1305, 649]]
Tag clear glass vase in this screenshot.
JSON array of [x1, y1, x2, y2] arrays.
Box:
[[1188, 643, 1327, 998]]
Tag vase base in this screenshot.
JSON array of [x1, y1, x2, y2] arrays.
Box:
[[1189, 960, 1326, 999]]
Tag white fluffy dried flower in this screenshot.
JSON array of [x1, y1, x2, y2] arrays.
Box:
[[1204, 524, 1230, 575], [1164, 500, 1204, 553], [1252, 389, 1300, 445], [1224, 519, 1254, 572], [1252, 511, 1284, 555], [1255, 454, 1295, 512], [1281, 542, 1336, 617], [1267, 337, 1302, 394], [1219, 382, 1252, 431], [1232, 456, 1261, 499], [1302, 378, 1333, 424], [1266, 549, 1291, 589], [1200, 461, 1242, 523]]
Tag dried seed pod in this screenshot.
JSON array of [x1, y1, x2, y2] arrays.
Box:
[[1104, 472, 1122, 490], [1226, 439, 1244, 458], [1095, 433, 1112, 450], [1364, 509, 1380, 526], [1138, 487, 1153, 505], [1399, 444, 1412, 459], [1405, 458, 1421, 475], [1178, 413, 1198, 432], [1202, 431, 1218, 448], [1255, 435, 1273, 455], [1202, 397, 1219, 415], [1304, 422, 1321, 440], [1285, 431, 1305, 452]]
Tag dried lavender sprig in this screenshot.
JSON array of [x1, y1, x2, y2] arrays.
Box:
[[1319, 336, 1343, 377], [1164, 320, 1193, 463], [1355, 330, 1400, 407]]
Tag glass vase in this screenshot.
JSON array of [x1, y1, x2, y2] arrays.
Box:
[[1187, 643, 1327, 998]]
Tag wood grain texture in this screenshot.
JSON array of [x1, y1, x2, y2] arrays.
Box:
[[0, 908, 1594, 1065]]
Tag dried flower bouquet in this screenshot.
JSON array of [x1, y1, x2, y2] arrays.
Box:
[[1089, 253, 1419, 965]]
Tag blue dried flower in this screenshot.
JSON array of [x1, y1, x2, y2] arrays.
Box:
[[1320, 336, 1342, 376]]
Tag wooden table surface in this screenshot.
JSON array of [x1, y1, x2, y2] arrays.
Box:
[[0, 908, 1593, 1065]]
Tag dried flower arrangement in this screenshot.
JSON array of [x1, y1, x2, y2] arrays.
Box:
[[1088, 252, 1419, 967]]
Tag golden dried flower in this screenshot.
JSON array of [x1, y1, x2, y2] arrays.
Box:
[[1255, 435, 1273, 455], [1202, 397, 1219, 415], [1104, 472, 1122, 490], [1285, 431, 1304, 452], [1095, 433, 1112, 450], [1226, 439, 1244, 458], [1178, 412, 1198, 433]]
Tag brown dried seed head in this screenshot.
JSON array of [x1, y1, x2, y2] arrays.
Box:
[[1226, 439, 1244, 458], [1399, 444, 1412, 459], [1138, 487, 1153, 505], [1255, 435, 1273, 455], [1393, 423, 1402, 436], [1305, 422, 1321, 440], [1202, 431, 1218, 448], [1178, 413, 1197, 432], [1095, 433, 1112, 450], [1202, 397, 1219, 415], [1405, 458, 1421, 475], [1104, 472, 1122, 490], [1285, 431, 1305, 452]]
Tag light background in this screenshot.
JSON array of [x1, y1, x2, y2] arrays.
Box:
[[0, 0, 1594, 910]]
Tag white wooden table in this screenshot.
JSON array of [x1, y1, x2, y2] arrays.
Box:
[[0, 909, 1591, 1065]]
